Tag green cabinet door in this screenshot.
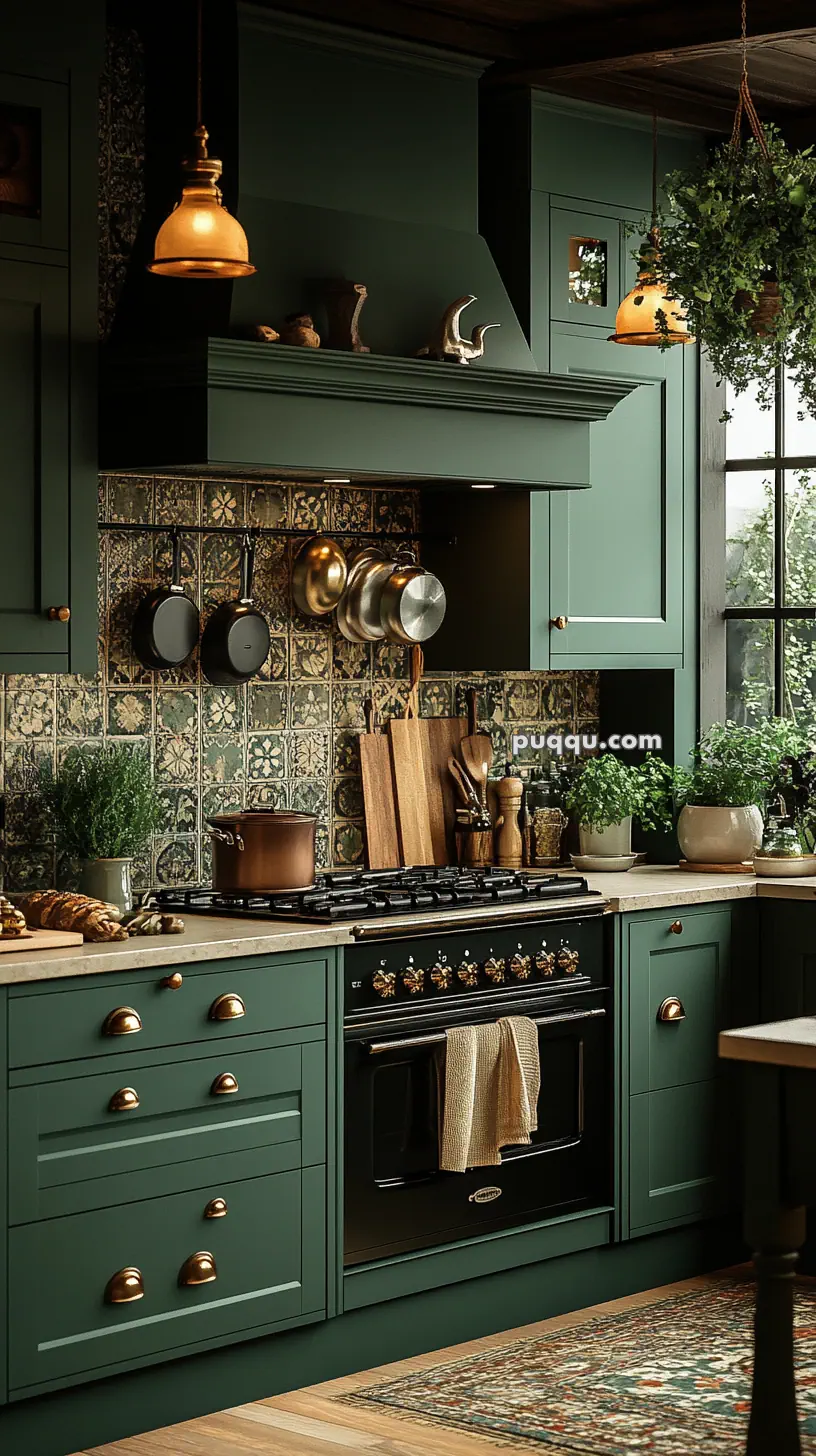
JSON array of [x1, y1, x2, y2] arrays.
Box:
[[548, 322, 687, 667], [0, 72, 70, 254], [626, 909, 733, 1235], [0, 258, 71, 664]]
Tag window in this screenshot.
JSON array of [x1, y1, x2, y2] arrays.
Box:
[[725, 370, 816, 732], [567, 236, 606, 308]]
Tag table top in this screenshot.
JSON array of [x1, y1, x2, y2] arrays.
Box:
[[719, 1017, 816, 1071]]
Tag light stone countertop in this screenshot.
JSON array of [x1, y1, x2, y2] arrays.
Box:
[[4, 865, 816, 988], [720, 1016, 816, 1071]]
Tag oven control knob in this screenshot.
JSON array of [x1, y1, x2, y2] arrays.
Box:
[[430, 964, 453, 991], [457, 961, 479, 988], [372, 969, 397, 999], [536, 950, 556, 977], [509, 953, 532, 980], [558, 948, 580, 974], [402, 966, 425, 995], [484, 956, 506, 984]]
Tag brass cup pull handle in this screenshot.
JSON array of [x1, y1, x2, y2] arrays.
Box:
[[105, 1266, 145, 1304], [211, 1071, 238, 1095], [550, 615, 568, 630], [162, 971, 183, 990], [204, 1197, 228, 1219], [178, 1250, 217, 1287], [658, 995, 686, 1023], [669, 920, 683, 935], [109, 1086, 140, 1113], [102, 1006, 143, 1037], [209, 992, 246, 1021], [48, 605, 71, 622]]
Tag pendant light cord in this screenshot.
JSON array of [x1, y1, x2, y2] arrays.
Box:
[[651, 108, 658, 231], [196, 0, 203, 131]]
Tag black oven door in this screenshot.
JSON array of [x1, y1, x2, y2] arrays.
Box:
[[344, 996, 611, 1266]]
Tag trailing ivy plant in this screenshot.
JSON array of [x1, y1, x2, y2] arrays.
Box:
[[39, 744, 164, 861], [646, 125, 816, 414], [566, 754, 674, 833]]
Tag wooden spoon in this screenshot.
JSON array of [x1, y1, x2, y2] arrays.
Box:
[[460, 687, 493, 809]]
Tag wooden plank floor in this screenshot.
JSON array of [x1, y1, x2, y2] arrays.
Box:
[[76, 1272, 731, 1456]]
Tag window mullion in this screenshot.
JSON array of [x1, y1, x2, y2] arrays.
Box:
[[774, 366, 785, 714]]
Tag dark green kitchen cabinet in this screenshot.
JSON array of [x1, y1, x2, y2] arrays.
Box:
[[623, 905, 755, 1238], [0, 5, 103, 672]]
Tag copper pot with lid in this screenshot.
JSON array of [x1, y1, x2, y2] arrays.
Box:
[[207, 810, 317, 893]]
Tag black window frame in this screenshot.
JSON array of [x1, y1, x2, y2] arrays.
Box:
[[724, 366, 816, 713]]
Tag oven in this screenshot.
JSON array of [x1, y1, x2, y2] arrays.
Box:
[[344, 912, 611, 1267]]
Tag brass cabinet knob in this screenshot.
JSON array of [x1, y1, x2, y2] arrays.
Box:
[[510, 953, 532, 980], [102, 1006, 142, 1037], [204, 1197, 228, 1219], [669, 920, 683, 935], [178, 1250, 217, 1287], [457, 961, 479, 988], [162, 971, 183, 990], [558, 948, 580, 973], [105, 1266, 144, 1304], [402, 966, 425, 995], [658, 996, 686, 1023], [430, 964, 453, 991], [535, 950, 555, 977], [108, 1086, 140, 1113], [372, 969, 396, 999], [550, 615, 568, 630], [209, 992, 246, 1021], [211, 1071, 239, 1095], [48, 605, 71, 622], [484, 957, 506, 984]]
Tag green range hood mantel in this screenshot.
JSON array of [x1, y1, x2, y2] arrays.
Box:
[[100, 339, 638, 488]]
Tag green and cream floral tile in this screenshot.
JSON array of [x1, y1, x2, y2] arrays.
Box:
[[248, 683, 288, 731], [202, 533, 241, 585], [291, 635, 331, 680], [454, 678, 505, 727], [203, 481, 243, 527], [4, 846, 56, 892], [156, 733, 198, 784], [156, 689, 199, 735], [108, 688, 152, 736], [155, 476, 200, 525], [332, 684, 367, 729], [373, 490, 414, 534], [332, 638, 370, 681], [6, 685, 55, 740], [292, 487, 329, 532], [247, 483, 287, 528], [158, 787, 199, 835], [202, 734, 244, 784], [203, 783, 245, 820], [154, 836, 199, 886], [330, 488, 371, 533], [202, 685, 244, 733], [291, 780, 327, 818], [290, 730, 329, 779], [372, 681, 410, 722], [57, 684, 103, 738], [334, 820, 364, 866], [246, 781, 289, 809], [506, 679, 541, 722], [3, 742, 54, 792], [259, 636, 288, 682], [247, 732, 286, 781], [4, 792, 52, 846], [332, 729, 361, 776], [542, 674, 576, 723], [576, 672, 600, 719], [108, 475, 153, 523], [290, 683, 329, 729], [372, 642, 409, 680], [419, 680, 452, 718], [334, 776, 364, 819]]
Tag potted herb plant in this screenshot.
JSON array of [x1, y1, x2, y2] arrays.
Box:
[[40, 744, 163, 912], [649, 125, 816, 414], [566, 754, 674, 862], [675, 720, 801, 864]]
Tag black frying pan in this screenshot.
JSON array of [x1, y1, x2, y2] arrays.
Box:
[[132, 531, 199, 670], [200, 535, 270, 686]]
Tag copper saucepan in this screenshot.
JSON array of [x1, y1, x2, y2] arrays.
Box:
[[207, 810, 317, 892]]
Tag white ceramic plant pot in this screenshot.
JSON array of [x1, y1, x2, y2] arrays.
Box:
[[677, 805, 763, 864], [578, 818, 633, 858]]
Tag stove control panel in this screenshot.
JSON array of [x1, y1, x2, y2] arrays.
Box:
[[346, 916, 604, 1012]]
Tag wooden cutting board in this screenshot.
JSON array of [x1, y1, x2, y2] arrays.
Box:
[[388, 717, 436, 867], [422, 716, 468, 865], [0, 927, 84, 953], [360, 703, 400, 870]]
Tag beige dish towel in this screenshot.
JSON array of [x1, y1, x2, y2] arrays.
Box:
[[439, 1016, 541, 1173]]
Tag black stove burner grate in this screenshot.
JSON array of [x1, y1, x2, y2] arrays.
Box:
[[152, 867, 597, 925]]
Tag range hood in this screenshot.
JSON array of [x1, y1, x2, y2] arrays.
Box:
[[101, 4, 635, 486]]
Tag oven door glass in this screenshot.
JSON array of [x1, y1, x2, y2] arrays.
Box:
[[344, 998, 611, 1266]]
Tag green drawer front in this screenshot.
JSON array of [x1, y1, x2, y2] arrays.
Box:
[[629, 911, 731, 1094], [629, 1082, 721, 1232], [8, 957, 326, 1069], [9, 1166, 326, 1393], [9, 1040, 325, 1223]]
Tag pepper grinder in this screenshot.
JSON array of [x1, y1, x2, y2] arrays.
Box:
[[495, 763, 524, 869]]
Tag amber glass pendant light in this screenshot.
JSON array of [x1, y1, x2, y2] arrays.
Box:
[[609, 113, 692, 346], [148, 0, 255, 279]]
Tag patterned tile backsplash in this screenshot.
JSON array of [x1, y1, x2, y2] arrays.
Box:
[[1, 477, 599, 893]]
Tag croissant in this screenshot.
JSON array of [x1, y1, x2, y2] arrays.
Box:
[[19, 891, 129, 943]]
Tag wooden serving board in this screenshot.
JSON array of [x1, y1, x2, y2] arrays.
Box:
[[678, 860, 755, 874], [0, 927, 84, 952], [388, 717, 436, 867], [421, 716, 468, 865], [360, 730, 400, 870]]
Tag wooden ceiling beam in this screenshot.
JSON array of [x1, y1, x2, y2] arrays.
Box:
[[486, 3, 816, 86], [255, 0, 520, 60]]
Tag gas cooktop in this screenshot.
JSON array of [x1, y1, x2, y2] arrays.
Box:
[[152, 866, 604, 934]]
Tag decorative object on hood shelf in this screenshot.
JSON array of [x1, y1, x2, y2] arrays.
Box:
[[313, 278, 370, 353], [148, 0, 254, 280], [292, 535, 348, 617], [280, 312, 320, 347], [416, 294, 499, 364], [232, 324, 280, 343]]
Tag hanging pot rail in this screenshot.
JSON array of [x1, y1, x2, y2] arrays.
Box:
[[97, 521, 455, 545]]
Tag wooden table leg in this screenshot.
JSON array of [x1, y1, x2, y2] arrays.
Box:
[[745, 1204, 806, 1456]]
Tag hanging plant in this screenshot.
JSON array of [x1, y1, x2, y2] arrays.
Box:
[[641, 54, 816, 415]]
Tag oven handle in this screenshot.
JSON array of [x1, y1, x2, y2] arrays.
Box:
[[365, 1006, 606, 1055]]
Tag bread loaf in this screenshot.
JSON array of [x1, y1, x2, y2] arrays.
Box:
[[19, 891, 129, 943]]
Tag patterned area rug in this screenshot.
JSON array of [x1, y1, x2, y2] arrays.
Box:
[[343, 1279, 816, 1453]]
